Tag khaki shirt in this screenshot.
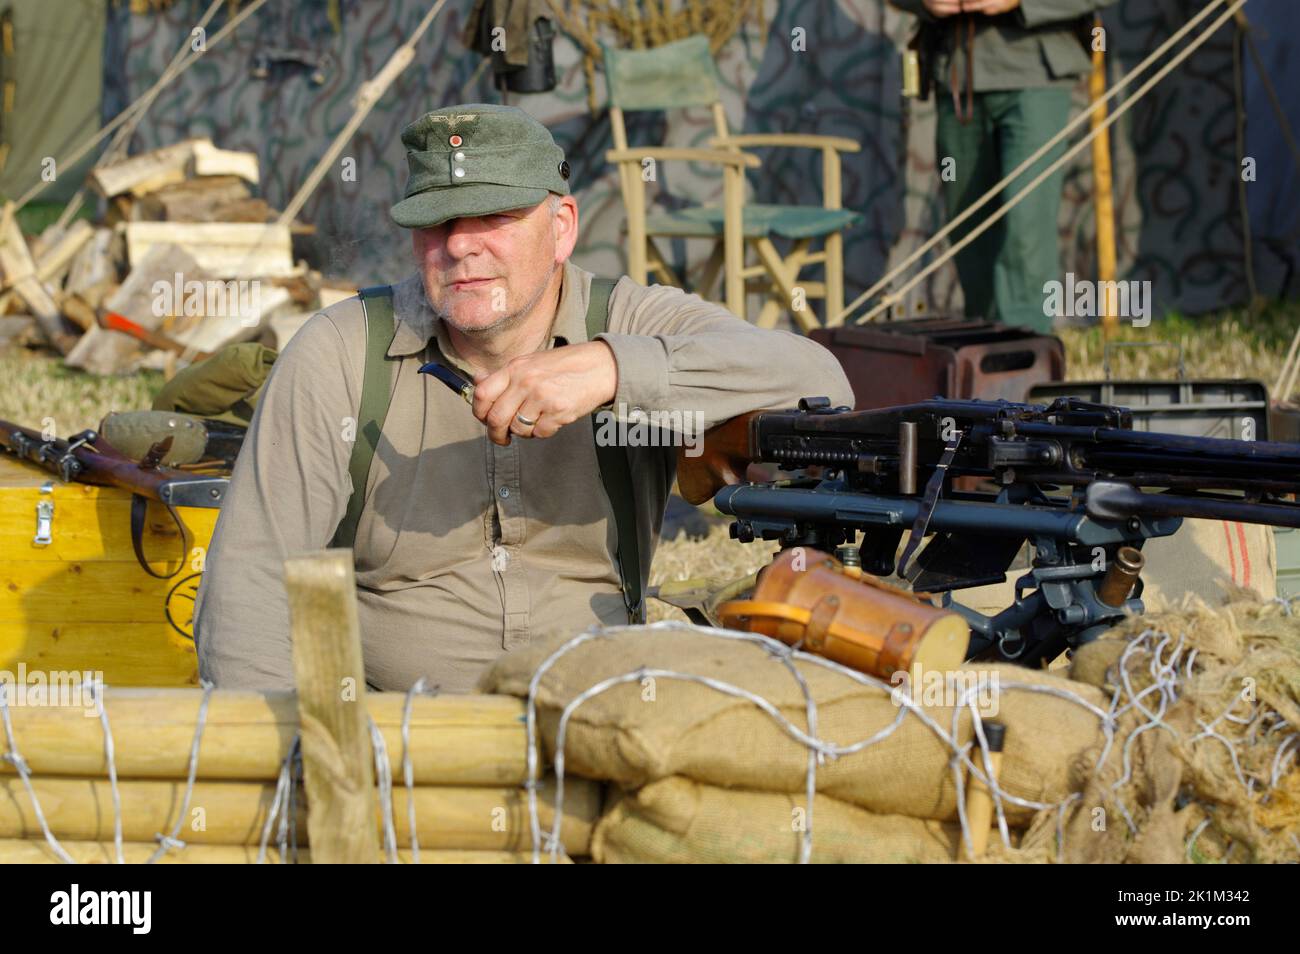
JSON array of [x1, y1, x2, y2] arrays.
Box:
[[194, 261, 855, 692]]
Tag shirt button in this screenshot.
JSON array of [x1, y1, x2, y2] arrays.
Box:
[[454, 151, 465, 161], [498, 486, 510, 499], [453, 167, 465, 178]]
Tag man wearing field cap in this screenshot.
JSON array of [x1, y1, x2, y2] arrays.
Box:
[[194, 104, 854, 693]]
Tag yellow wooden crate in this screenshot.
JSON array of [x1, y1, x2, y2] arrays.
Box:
[[0, 454, 219, 686]]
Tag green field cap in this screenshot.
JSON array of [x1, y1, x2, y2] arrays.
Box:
[[390, 103, 571, 229]]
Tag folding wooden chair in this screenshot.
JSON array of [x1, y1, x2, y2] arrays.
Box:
[[603, 34, 862, 330]]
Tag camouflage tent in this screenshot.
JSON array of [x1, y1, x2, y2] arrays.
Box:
[[17, 0, 1300, 320]]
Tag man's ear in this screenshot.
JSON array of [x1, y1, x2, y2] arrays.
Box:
[[553, 195, 579, 265]]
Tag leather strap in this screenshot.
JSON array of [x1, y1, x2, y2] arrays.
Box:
[[130, 494, 191, 580], [586, 277, 645, 624], [331, 286, 396, 550]]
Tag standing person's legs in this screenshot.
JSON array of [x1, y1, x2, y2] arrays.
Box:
[[936, 94, 1001, 320], [988, 87, 1072, 334]]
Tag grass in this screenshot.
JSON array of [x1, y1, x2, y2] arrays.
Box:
[[0, 346, 165, 437], [1056, 301, 1300, 394], [0, 298, 1296, 440]]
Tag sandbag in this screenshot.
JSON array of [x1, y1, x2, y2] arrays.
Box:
[[484, 626, 1114, 823], [593, 777, 961, 864]]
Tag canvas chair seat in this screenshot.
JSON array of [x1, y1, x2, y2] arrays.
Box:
[[647, 203, 863, 241], [602, 34, 860, 331]]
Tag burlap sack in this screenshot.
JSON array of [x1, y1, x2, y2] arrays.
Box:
[[484, 626, 1114, 823], [958, 518, 1277, 617], [593, 777, 961, 864]]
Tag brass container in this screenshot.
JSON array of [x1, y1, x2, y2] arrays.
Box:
[[717, 548, 970, 678]]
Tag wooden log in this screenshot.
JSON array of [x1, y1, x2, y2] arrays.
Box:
[[0, 690, 531, 785], [64, 244, 205, 374], [135, 175, 252, 222], [25, 220, 94, 289], [191, 140, 259, 185], [285, 549, 380, 863], [89, 140, 204, 199], [124, 222, 294, 277], [58, 294, 97, 332], [0, 203, 71, 350], [0, 776, 596, 852], [0, 840, 570, 864], [64, 226, 115, 300]]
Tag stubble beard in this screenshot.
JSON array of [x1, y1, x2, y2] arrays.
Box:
[[433, 262, 558, 338]]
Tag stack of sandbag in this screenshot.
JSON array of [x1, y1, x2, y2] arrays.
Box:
[[0, 688, 598, 863], [482, 624, 1177, 864], [1069, 595, 1300, 864]]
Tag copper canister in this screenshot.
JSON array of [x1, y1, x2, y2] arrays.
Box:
[[717, 548, 970, 678]]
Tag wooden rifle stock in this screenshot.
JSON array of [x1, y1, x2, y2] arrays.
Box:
[[676, 410, 763, 505]]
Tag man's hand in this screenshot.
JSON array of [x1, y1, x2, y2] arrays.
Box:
[[959, 0, 1021, 13], [471, 340, 618, 445], [923, 0, 963, 15]]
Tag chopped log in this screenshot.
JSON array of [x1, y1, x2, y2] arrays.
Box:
[[0, 690, 532, 785], [64, 244, 206, 375], [135, 175, 251, 222], [124, 222, 295, 277], [59, 294, 97, 332], [191, 139, 259, 185], [89, 139, 203, 199], [165, 283, 292, 354], [32, 220, 94, 288], [0, 204, 74, 352], [212, 196, 273, 223], [0, 776, 598, 852], [65, 227, 116, 300], [104, 194, 138, 227]]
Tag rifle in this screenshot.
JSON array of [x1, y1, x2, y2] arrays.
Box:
[[0, 418, 228, 578], [678, 396, 1300, 667]]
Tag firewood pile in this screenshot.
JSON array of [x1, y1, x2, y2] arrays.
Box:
[[0, 138, 353, 375]]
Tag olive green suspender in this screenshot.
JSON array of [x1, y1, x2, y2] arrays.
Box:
[[330, 278, 645, 624]]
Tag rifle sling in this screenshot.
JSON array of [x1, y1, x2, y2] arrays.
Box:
[[129, 494, 191, 580]]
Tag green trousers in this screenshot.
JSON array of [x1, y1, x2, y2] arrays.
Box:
[[936, 87, 1071, 334]]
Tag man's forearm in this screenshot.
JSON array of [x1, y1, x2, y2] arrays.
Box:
[[600, 280, 856, 427]]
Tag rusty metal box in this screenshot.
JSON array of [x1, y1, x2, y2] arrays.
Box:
[[809, 317, 1065, 408]]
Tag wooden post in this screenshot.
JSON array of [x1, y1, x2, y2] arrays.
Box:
[[284, 549, 381, 864], [1089, 19, 1119, 340]]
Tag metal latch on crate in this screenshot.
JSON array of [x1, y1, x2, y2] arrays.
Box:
[[34, 481, 54, 546]]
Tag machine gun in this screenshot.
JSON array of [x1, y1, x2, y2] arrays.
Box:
[[676, 396, 1300, 667]]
